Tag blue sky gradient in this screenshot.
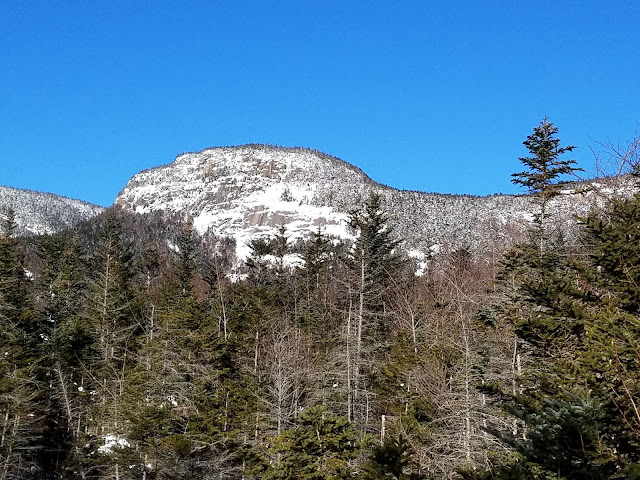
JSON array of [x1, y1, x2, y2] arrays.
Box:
[[2, 1, 639, 206]]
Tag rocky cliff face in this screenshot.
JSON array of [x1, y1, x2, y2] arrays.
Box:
[[115, 144, 623, 259], [0, 186, 104, 236]]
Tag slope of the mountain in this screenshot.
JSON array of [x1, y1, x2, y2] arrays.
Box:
[[0, 186, 105, 236], [114, 144, 622, 259]]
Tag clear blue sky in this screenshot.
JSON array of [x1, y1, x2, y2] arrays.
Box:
[[2, 1, 639, 206]]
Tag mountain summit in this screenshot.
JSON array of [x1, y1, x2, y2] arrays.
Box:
[[115, 145, 379, 257]]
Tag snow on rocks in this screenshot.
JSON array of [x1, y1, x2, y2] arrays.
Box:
[[116, 145, 360, 260]]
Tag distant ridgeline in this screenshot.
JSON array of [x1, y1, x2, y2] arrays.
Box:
[[0, 186, 104, 236]]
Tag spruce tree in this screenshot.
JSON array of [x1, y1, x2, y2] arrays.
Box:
[[176, 218, 197, 296], [36, 233, 94, 478], [361, 435, 425, 480], [262, 406, 358, 480], [343, 191, 404, 431], [80, 212, 140, 477], [472, 192, 640, 479], [302, 227, 332, 294], [298, 227, 334, 336], [0, 208, 44, 479], [246, 237, 274, 286], [511, 118, 582, 250]]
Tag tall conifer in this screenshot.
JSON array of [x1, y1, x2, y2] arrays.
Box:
[[511, 118, 582, 250]]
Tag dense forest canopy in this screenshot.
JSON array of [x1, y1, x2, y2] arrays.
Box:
[[1, 120, 639, 479]]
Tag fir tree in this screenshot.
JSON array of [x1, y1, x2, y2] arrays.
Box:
[[262, 406, 359, 480], [0, 208, 45, 479], [80, 212, 141, 478], [473, 192, 640, 479], [246, 237, 274, 286], [35, 233, 94, 478], [295, 227, 335, 337], [361, 435, 425, 480], [343, 191, 404, 431], [302, 227, 332, 295], [511, 118, 582, 250], [176, 218, 197, 296]]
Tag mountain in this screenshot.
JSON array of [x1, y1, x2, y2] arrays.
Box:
[[0, 186, 104, 236], [115, 144, 619, 261]]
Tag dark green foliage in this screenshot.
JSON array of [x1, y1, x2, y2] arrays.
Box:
[[8, 127, 640, 479], [478, 195, 640, 479], [511, 118, 582, 247], [302, 227, 332, 283], [458, 456, 561, 480], [361, 435, 425, 480], [246, 237, 274, 284], [484, 392, 618, 480], [511, 118, 580, 201], [263, 406, 359, 479], [37, 233, 95, 364], [345, 190, 405, 345], [346, 191, 403, 291], [582, 193, 640, 312], [129, 405, 172, 445], [297, 227, 335, 337], [0, 208, 27, 319], [176, 218, 197, 295], [85, 212, 138, 358], [273, 224, 289, 262], [0, 208, 46, 479]]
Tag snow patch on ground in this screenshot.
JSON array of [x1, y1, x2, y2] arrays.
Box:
[[98, 434, 130, 454], [407, 249, 429, 276], [407, 249, 426, 260]]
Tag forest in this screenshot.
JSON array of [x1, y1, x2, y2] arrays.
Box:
[[1, 120, 640, 479]]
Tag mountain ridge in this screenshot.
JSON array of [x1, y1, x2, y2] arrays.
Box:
[[4, 144, 629, 263], [0, 185, 105, 236], [114, 144, 613, 261]]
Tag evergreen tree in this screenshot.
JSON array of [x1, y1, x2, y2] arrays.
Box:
[[511, 118, 582, 250], [176, 218, 197, 296], [262, 406, 359, 480], [35, 233, 95, 478], [302, 227, 332, 294], [346, 192, 403, 294], [129, 218, 244, 477], [246, 237, 274, 286], [80, 212, 141, 478], [85, 212, 136, 363], [0, 209, 24, 320], [361, 435, 425, 480], [0, 208, 44, 479], [297, 227, 334, 336], [471, 194, 640, 479], [272, 224, 290, 277], [343, 191, 404, 431]]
